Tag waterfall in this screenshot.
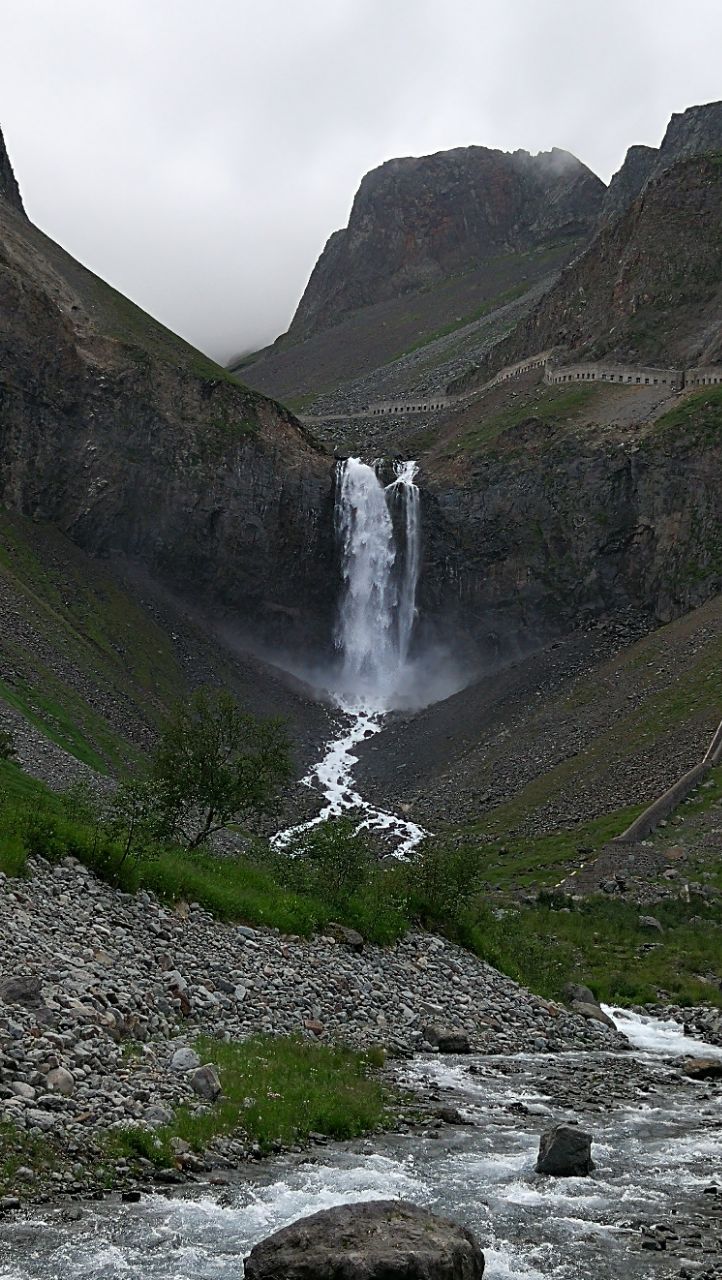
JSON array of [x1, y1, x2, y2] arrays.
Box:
[[387, 460, 421, 668], [273, 455, 427, 857], [334, 457, 421, 711]]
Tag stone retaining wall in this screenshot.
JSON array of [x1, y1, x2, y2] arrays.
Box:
[[545, 362, 684, 390], [614, 715, 722, 844]]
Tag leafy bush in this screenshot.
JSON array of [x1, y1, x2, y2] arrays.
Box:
[[152, 688, 291, 849]]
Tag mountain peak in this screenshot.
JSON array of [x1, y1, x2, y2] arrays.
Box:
[[0, 125, 27, 218], [601, 99, 722, 222], [286, 144, 604, 341]]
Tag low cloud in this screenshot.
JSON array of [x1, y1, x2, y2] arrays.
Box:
[[3, 0, 721, 361]]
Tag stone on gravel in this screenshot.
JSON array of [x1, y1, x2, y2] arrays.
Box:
[[190, 1063, 222, 1101], [562, 983, 598, 1007], [243, 1199, 485, 1280], [46, 1067, 75, 1095], [170, 1046, 201, 1072], [535, 1124, 594, 1176], [681, 1058, 722, 1081], [325, 922, 364, 952], [0, 975, 43, 1008], [570, 1002, 616, 1030], [423, 1025, 471, 1054]]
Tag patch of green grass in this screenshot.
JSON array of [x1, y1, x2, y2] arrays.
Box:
[[394, 283, 531, 359], [0, 508, 188, 769], [0, 1122, 57, 1195], [112, 1034, 390, 1166], [460, 806, 644, 887], [457, 384, 601, 455], [651, 384, 722, 438], [464, 893, 722, 1007], [0, 676, 109, 773]]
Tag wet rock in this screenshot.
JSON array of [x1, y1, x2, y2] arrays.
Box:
[[535, 1123, 594, 1176], [681, 1058, 722, 1081], [423, 1025, 471, 1054], [243, 1199, 485, 1280], [190, 1064, 222, 1101], [570, 1002, 616, 1030], [436, 1106, 472, 1126]]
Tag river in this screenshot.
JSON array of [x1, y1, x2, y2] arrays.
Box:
[[2, 1009, 720, 1279]]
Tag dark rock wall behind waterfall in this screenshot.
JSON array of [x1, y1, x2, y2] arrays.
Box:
[[419, 425, 722, 663]]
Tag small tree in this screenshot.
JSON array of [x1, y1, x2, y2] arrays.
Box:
[[152, 689, 291, 849], [104, 777, 167, 871], [0, 728, 17, 762]]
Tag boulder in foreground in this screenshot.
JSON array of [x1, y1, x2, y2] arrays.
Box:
[[682, 1057, 722, 1081], [535, 1123, 594, 1176], [423, 1025, 471, 1054], [243, 1199, 485, 1280]]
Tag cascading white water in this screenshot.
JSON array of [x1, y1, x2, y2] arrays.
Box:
[[386, 459, 421, 671], [334, 457, 421, 709], [274, 455, 426, 856]]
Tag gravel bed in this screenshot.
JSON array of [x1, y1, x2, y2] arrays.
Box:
[[0, 854, 631, 1196]]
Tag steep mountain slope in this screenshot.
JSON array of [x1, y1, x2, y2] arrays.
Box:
[[358, 589, 722, 863], [0, 507, 330, 788], [0, 127, 25, 216], [451, 153, 722, 395], [288, 146, 603, 339], [234, 145, 603, 405], [601, 99, 722, 222], [0, 126, 335, 656]]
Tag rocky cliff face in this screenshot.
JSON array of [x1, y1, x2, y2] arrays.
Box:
[[601, 100, 722, 222], [288, 146, 605, 341], [451, 153, 722, 393], [0, 126, 26, 217], [420, 403, 722, 664], [600, 144, 657, 224], [0, 167, 336, 654]]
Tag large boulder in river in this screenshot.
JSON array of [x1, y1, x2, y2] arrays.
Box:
[[423, 1025, 471, 1054], [243, 1200, 484, 1280], [570, 1002, 617, 1030], [535, 1124, 594, 1176], [562, 982, 598, 1007], [681, 1057, 722, 1081]]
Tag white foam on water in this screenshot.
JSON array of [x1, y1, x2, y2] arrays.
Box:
[[603, 1006, 722, 1059]]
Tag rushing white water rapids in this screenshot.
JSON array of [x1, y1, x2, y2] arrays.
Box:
[[603, 1004, 722, 1059], [4, 1012, 721, 1279], [275, 457, 427, 856]]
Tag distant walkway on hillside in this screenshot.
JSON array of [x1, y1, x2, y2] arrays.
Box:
[[298, 354, 722, 424]]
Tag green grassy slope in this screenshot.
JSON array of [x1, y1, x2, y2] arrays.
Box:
[[0, 509, 187, 771]]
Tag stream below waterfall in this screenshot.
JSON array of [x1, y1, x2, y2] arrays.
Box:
[[3, 1011, 721, 1279]]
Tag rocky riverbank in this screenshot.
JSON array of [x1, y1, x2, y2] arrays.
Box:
[[0, 854, 634, 1204]]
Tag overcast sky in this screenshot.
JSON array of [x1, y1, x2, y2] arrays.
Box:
[[3, 0, 721, 362]]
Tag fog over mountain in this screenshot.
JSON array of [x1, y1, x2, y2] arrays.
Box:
[[3, 0, 722, 360]]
